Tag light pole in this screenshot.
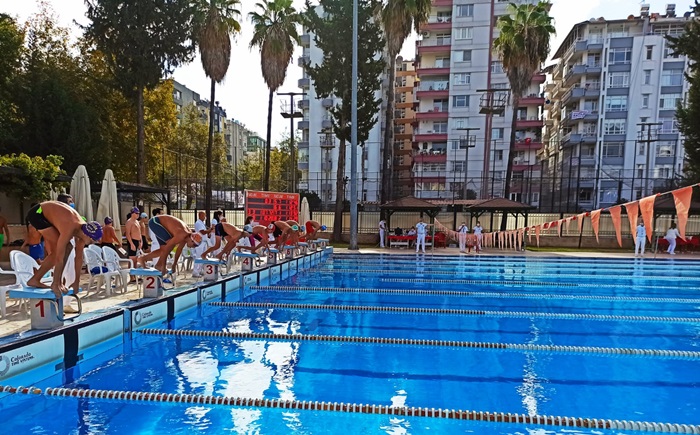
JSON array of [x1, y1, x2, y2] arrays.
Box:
[[279, 92, 305, 193], [349, 0, 359, 250]]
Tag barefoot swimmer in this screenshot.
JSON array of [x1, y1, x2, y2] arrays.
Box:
[[285, 220, 302, 246], [270, 220, 293, 249], [304, 220, 326, 241], [138, 215, 202, 275], [211, 222, 248, 261], [25, 201, 103, 299]]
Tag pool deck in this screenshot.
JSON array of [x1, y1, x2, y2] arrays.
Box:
[[1, 246, 696, 338]]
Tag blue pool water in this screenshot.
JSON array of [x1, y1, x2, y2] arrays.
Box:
[[2, 254, 700, 434]]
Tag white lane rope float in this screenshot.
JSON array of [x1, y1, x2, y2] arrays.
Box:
[[249, 285, 700, 305], [2, 386, 699, 433], [377, 277, 692, 291], [137, 328, 700, 360], [209, 301, 700, 324]]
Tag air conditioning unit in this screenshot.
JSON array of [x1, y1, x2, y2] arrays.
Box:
[[421, 31, 430, 37]]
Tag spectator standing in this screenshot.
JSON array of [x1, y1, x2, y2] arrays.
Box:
[[378, 218, 386, 248], [473, 222, 483, 252], [0, 213, 9, 251], [125, 207, 142, 267], [457, 221, 469, 253], [415, 217, 428, 253], [665, 222, 681, 255], [139, 212, 150, 252], [635, 222, 646, 257], [192, 211, 209, 277]]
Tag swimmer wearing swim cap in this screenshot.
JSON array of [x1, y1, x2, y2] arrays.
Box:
[[303, 220, 325, 241], [137, 215, 204, 276], [285, 220, 302, 246]]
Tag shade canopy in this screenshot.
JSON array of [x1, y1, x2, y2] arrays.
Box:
[[96, 169, 121, 240], [70, 165, 93, 221], [300, 197, 311, 227]]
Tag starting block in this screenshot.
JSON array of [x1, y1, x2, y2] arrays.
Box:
[[316, 238, 329, 249], [266, 247, 280, 265], [284, 245, 297, 260], [297, 242, 309, 255], [8, 288, 82, 330], [234, 252, 259, 272], [194, 258, 225, 282], [129, 268, 164, 298]]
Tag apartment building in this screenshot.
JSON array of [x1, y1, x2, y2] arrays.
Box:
[[542, 4, 690, 212], [414, 0, 544, 203], [297, 20, 386, 206], [393, 57, 417, 199]]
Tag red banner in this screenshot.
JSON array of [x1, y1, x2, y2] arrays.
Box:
[[244, 190, 299, 226]]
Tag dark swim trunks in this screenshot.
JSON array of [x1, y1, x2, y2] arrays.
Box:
[[215, 222, 228, 237], [273, 226, 283, 238], [253, 233, 263, 241], [26, 204, 53, 230], [148, 216, 172, 246]]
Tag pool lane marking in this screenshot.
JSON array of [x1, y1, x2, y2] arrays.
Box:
[[3, 386, 699, 433], [378, 277, 691, 291], [137, 328, 700, 360], [210, 301, 700, 324], [250, 285, 700, 304]]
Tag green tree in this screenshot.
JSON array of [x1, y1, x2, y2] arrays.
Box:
[[0, 14, 24, 145], [235, 133, 298, 193], [249, 0, 301, 191], [378, 0, 430, 203], [667, 1, 700, 184], [84, 0, 197, 185], [193, 0, 241, 222], [304, 0, 385, 241], [0, 153, 65, 204], [494, 1, 554, 229]]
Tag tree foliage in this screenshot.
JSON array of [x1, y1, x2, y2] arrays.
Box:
[[236, 133, 298, 193], [0, 14, 24, 145], [0, 153, 65, 201], [666, 1, 700, 184], [304, 0, 384, 240]]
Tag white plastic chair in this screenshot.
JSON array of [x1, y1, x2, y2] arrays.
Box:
[[102, 246, 132, 293], [87, 244, 103, 256], [83, 248, 122, 296], [0, 265, 21, 318], [9, 250, 54, 315]]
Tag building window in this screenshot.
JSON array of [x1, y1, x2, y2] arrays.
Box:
[[433, 121, 448, 133], [660, 117, 678, 133], [491, 61, 504, 74], [433, 99, 449, 111], [643, 70, 652, 85], [452, 95, 469, 108], [602, 142, 624, 157], [436, 11, 451, 22], [456, 4, 474, 17], [435, 56, 450, 68], [608, 48, 631, 65], [637, 142, 645, 156], [453, 49, 472, 63], [660, 93, 682, 110], [436, 33, 451, 45], [453, 161, 466, 172], [608, 25, 628, 38], [494, 150, 504, 161], [491, 128, 505, 139], [661, 69, 684, 86], [454, 27, 473, 40], [453, 73, 471, 86], [646, 45, 653, 60], [656, 142, 675, 157], [605, 96, 628, 112], [642, 94, 650, 108], [173, 89, 182, 100], [453, 118, 469, 129], [663, 40, 680, 59], [608, 72, 629, 88], [603, 120, 626, 135], [655, 165, 674, 178]]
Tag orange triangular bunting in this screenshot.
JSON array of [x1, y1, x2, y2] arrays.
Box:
[[639, 195, 656, 242], [608, 205, 623, 247], [577, 213, 585, 233], [590, 209, 602, 243], [624, 201, 639, 244], [672, 186, 693, 240]]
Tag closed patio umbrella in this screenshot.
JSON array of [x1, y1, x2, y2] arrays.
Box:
[[96, 169, 121, 240], [300, 197, 310, 227], [70, 165, 93, 221]]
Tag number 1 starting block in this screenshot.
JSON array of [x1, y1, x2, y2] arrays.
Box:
[[194, 258, 225, 282], [8, 288, 82, 330], [234, 252, 259, 272], [266, 248, 280, 265], [284, 245, 297, 260], [130, 268, 164, 298]]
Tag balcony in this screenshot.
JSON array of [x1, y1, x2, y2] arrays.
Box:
[[564, 63, 602, 85], [321, 98, 334, 108], [531, 73, 546, 83], [416, 64, 451, 76], [394, 127, 412, 139], [297, 55, 309, 67], [297, 120, 309, 130], [300, 34, 311, 47], [520, 94, 545, 105], [562, 85, 601, 106], [297, 99, 310, 109], [561, 132, 597, 145], [562, 110, 599, 126], [413, 150, 447, 163], [432, 0, 453, 6], [322, 118, 332, 129], [298, 77, 310, 88], [415, 109, 449, 120], [414, 129, 448, 142], [515, 116, 544, 128], [419, 15, 453, 32], [514, 139, 543, 150], [416, 81, 449, 98], [416, 39, 451, 55], [298, 140, 309, 149]]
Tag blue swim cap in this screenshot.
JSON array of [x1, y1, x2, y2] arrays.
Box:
[[320, 225, 327, 231], [82, 221, 103, 241]]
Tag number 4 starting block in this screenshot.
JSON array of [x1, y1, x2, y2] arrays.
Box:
[[194, 258, 225, 282], [130, 268, 164, 298], [234, 252, 259, 272], [8, 288, 82, 330]]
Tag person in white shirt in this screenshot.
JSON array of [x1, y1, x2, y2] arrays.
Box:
[[457, 222, 469, 253], [192, 211, 209, 277], [635, 222, 647, 256], [378, 219, 386, 248], [473, 221, 483, 252], [665, 222, 681, 255], [415, 217, 428, 253]]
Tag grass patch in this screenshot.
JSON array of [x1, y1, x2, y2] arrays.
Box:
[[525, 246, 630, 253]]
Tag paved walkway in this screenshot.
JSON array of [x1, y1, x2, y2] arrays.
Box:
[[1, 247, 696, 339]]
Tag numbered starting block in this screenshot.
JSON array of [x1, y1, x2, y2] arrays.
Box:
[[297, 242, 309, 255], [194, 258, 225, 282], [8, 288, 82, 330], [130, 268, 164, 298], [235, 252, 259, 272], [284, 245, 297, 260], [315, 238, 329, 249], [266, 248, 280, 265]]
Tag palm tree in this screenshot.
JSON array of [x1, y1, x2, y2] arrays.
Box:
[[249, 0, 301, 191], [379, 0, 431, 203], [493, 1, 554, 228], [195, 0, 241, 221]]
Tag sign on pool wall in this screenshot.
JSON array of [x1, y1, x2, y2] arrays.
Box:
[[244, 190, 299, 226]]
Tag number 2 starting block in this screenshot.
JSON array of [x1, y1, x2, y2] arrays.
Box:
[[266, 248, 280, 265], [129, 268, 164, 298], [234, 252, 259, 272], [8, 288, 82, 330], [297, 242, 308, 255], [194, 258, 225, 282]]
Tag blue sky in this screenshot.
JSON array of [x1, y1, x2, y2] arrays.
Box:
[[3, 0, 695, 144]]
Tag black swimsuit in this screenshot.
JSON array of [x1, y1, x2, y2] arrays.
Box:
[[215, 223, 228, 237], [26, 204, 53, 230]]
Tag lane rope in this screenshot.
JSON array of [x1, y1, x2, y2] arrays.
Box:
[[209, 302, 700, 324], [138, 328, 700, 360], [249, 285, 700, 304], [378, 277, 693, 291], [2, 385, 698, 433]]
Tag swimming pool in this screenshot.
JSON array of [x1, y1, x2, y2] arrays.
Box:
[[2, 253, 700, 434]]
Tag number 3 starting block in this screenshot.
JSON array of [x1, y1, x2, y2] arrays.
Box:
[[130, 268, 164, 298], [234, 252, 259, 272], [194, 258, 225, 282], [8, 288, 82, 330]]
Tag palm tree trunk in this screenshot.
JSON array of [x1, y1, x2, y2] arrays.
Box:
[[333, 122, 347, 242], [263, 90, 273, 191], [136, 84, 146, 184], [205, 78, 215, 225], [381, 57, 396, 203], [501, 95, 519, 230]]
